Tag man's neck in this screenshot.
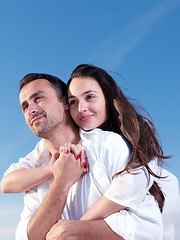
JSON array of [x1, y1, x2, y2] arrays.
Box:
[[44, 122, 80, 155]]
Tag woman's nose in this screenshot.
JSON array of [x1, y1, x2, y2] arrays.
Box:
[[78, 101, 87, 112]]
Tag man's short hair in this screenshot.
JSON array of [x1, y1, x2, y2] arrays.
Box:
[[19, 73, 67, 100]]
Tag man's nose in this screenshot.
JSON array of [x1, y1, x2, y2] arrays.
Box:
[[27, 103, 38, 116]]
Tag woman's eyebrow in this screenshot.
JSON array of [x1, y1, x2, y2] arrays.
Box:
[[68, 90, 97, 99]]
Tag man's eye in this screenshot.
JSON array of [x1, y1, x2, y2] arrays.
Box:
[[35, 97, 41, 102], [22, 105, 28, 112]]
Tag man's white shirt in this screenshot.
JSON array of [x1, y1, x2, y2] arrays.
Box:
[[4, 128, 180, 240]]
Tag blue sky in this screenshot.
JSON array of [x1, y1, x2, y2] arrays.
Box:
[[0, 0, 180, 239]]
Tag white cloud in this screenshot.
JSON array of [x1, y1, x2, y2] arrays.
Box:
[[0, 205, 21, 240], [0, 207, 21, 216], [88, 0, 180, 68], [0, 226, 16, 240], [174, 214, 180, 240]]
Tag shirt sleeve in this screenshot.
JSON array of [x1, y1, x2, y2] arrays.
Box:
[[4, 139, 45, 176], [104, 159, 159, 209], [104, 194, 163, 240], [16, 188, 40, 240], [4, 157, 35, 176], [104, 168, 150, 209]]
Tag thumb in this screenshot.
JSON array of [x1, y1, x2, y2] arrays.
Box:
[[51, 152, 60, 164]]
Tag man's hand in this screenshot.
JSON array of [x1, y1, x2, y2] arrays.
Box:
[[46, 219, 89, 240], [49, 146, 85, 189], [46, 219, 74, 240], [46, 219, 124, 240], [49, 143, 89, 185]]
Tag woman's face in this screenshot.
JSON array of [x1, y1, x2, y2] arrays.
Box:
[[68, 77, 108, 131]]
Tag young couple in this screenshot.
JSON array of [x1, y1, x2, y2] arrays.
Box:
[[1, 64, 180, 240]]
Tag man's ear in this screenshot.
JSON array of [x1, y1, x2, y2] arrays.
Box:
[[63, 96, 70, 110]]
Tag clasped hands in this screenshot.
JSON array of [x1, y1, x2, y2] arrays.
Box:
[[49, 143, 89, 186]]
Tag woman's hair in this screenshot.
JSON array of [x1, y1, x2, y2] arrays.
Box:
[[68, 64, 169, 212]]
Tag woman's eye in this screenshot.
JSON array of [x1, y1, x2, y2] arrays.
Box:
[[69, 100, 76, 105], [87, 95, 94, 100]]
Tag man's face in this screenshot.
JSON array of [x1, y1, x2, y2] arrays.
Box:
[[19, 79, 66, 138]]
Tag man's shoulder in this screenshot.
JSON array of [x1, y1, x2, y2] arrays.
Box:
[[26, 139, 45, 157], [24, 138, 49, 167]]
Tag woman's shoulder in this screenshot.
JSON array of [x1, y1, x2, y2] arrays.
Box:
[[80, 128, 121, 139], [80, 128, 130, 151]]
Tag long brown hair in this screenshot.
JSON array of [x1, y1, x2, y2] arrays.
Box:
[[68, 64, 169, 212]]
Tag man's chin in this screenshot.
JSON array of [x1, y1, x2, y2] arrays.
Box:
[[32, 128, 47, 138]]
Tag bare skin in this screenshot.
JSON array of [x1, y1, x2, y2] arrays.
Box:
[[1, 166, 53, 193], [46, 219, 124, 240]]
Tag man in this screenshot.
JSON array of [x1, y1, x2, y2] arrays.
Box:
[[13, 73, 123, 240]]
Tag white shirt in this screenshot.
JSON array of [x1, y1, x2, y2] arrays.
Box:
[[4, 128, 180, 240]]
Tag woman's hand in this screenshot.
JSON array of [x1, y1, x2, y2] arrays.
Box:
[[70, 143, 89, 174], [49, 143, 89, 188]]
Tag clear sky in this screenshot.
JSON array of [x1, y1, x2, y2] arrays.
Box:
[[0, 0, 180, 239]]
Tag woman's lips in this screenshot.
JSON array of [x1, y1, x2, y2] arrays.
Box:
[[80, 115, 93, 121]]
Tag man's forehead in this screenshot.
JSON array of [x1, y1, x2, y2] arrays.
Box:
[[19, 79, 53, 102], [21, 78, 52, 90]]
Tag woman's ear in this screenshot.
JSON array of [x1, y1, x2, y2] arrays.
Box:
[[63, 96, 70, 110]]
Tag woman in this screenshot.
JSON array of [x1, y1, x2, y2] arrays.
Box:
[[67, 64, 179, 238], [68, 64, 165, 210]]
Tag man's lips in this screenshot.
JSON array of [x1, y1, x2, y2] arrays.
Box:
[[31, 115, 44, 125]]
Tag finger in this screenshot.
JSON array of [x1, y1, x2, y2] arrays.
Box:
[[64, 142, 71, 151], [51, 152, 60, 163], [70, 144, 81, 160], [60, 146, 70, 154], [80, 150, 86, 166], [54, 152, 60, 159], [49, 153, 59, 170], [75, 144, 82, 152], [80, 150, 89, 173], [50, 152, 59, 164], [85, 154, 89, 173]]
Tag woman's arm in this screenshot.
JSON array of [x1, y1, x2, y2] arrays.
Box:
[[1, 144, 88, 194], [80, 195, 127, 220], [1, 165, 53, 193]]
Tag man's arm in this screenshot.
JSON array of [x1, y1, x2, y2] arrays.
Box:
[[46, 219, 124, 240], [27, 150, 84, 240]]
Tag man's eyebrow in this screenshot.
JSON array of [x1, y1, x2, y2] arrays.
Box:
[[68, 90, 97, 99], [29, 91, 45, 100], [21, 91, 45, 109]]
